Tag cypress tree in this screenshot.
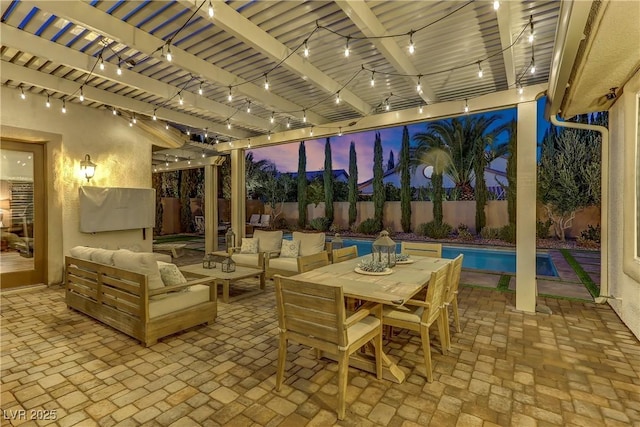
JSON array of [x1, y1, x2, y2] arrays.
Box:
[[348, 142, 358, 227], [297, 141, 308, 227], [323, 137, 334, 222], [400, 126, 412, 232], [373, 132, 385, 229]]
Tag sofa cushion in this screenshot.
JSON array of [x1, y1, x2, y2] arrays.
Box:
[[149, 284, 210, 318], [231, 253, 260, 268], [90, 248, 116, 265], [268, 257, 298, 273], [280, 239, 300, 258], [240, 237, 259, 254], [112, 250, 164, 291], [293, 232, 326, 256], [157, 261, 187, 286], [254, 229, 283, 253], [70, 246, 96, 261]]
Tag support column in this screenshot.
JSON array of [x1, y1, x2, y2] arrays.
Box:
[[230, 149, 246, 241], [204, 164, 219, 252], [516, 100, 537, 313]]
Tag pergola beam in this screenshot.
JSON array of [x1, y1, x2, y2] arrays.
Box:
[[496, 3, 517, 88], [337, 0, 438, 103], [0, 23, 266, 136], [178, 0, 371, 117], [42, 0, 328, 125]]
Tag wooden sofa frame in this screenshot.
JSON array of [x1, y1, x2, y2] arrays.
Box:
[[65, 256, 217, 347]]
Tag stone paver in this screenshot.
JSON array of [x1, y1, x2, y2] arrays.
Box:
[[1, 248, 636, 427]]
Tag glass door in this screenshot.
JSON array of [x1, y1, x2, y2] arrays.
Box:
[[0, 140, 46, 288]]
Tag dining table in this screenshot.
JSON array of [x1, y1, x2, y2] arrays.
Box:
[[290, 254, 453, 383]]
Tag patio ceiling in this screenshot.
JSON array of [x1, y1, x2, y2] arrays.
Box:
[[1, 1, 562, 164]]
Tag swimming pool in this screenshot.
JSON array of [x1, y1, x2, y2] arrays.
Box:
[[336, 238, 558, 277]]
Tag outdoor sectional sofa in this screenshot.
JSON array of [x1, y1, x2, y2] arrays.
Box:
[[65, 247, 217, 346]]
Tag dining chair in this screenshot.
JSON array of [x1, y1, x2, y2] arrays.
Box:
[[382, 262, 451, 382], [332, 245, 358, 263], [400, 241, 442, 258], [274, 275, 383, 420], [443, 254, 464, 351], [297, 251, 330, 273]]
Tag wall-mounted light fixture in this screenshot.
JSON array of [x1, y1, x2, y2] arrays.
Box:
[[80, 154, 97, 182]]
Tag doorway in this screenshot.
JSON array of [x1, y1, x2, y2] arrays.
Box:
[[0, 140, 46, 288]]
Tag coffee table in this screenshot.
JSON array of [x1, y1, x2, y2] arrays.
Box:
[[153, 243, 187, 258], [180, 263, 265, 303]]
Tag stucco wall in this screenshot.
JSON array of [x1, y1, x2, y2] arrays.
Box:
[[1, 87, 157, 285], [608, 71, 640, 340]]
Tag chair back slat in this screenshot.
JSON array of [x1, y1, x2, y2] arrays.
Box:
[[401, 241, 442, 258], [332, 246, 358, 263], [422, 263, 450, 325], [275, 276, 346, 347], [297, 251, 330, 272], [446, 255, 464, 302]]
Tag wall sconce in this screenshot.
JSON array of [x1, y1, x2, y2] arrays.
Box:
[[80, 154, 97, 182]]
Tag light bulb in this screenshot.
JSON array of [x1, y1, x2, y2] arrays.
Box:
[[201, 151, 205, 158], [493, 1, 500, 10], [153, 110, 157, 120], [338, 127, 343, 136], [303, 110, 307, 123], [117, 64, 122, 75], [344, 38, 350, 57], [166, 46, 173, 62], [246, 101, 251, 113], [528, 33, 534, 43], [215, 137, 219, 144], [227, 120, 231, 130], [370, 71, 375, 87], [198, 83, 203, 95], [416, 77, 422, 93], [79, 87, 84, 102], [335, 92, 341, 104], [270, 113, 275, 124], [464, 100, 469, 113], [408, 33, 415, 54], [528, 16, 534, 43], [46, 95, 50, 108], [174, 156, 178, 162], [187, 129, 191, 136], [179, 94, 184, 105], [187, 159, 191, 165], [208, 0, 214, 18], [264, 75, 269, 90], [286, 118, 290, 128], [227, 87, 233, 102], [518, 84, 524, 95], [205, 128, 208, 138], [303, 41, 309, 57], [309, 127, 313, 136], [61, 100, 66, 114], [478, 62, 483, 78], [419, 104, 424, 114], [112, 108, 117, 115], [132, 115, 137, 124], [165, 160, 169, 166], [20, 87, 26, 100], [530, 60, 536, 74], [165, 123, 169, 130], [267, 132, 271, 141], [130, 120, 134, 127], [385, 100, 390, 111], [99, 57, 105, 71]]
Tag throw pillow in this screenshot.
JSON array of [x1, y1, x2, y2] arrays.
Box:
[[280, 239, 300, 258], [69, 246, 95, 260], [157, 261, 188, 287], [240, 238, 259, 254]]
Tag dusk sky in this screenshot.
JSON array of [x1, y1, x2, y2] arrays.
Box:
[[249, 98, 550, 183]]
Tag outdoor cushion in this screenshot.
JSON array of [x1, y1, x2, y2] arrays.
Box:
[[268, 257, 298, 273], [293, 232, 326, 256], [240, 238, 259, 254], [157, 261, 188, 287], [70, 246, 96, 261], [254, 229, 283, 252], [231, 253, 260, 268], [149, 284, 209, 318], [90, 248, 116, 265], [280, 239, 300, 258], [112, 250, 164, 292]]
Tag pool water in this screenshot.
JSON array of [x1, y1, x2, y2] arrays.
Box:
[[337, 239, 558, 277]]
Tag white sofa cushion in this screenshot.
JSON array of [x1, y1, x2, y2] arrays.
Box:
[[70, 246, 96, 261], [232, 253, 260, 268], [268, 257, 298, 273], [90, 248, 116, 265], [149, 284, 210, 318], [240, 237, 259, 254], [254, 229, 283, 253], [280, 239, 300, 258], [112, 250, 164, 291], [293, 232, 326, 256]]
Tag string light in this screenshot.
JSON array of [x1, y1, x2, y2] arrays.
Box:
[[385, 98, 390, 111], [20, 86, 26, 100], [179, 93, 184, 105], [309, 127, 313, 136], [338, 127, 343, 136], [99, 56, 105, 71], [246, 101, 251, 113], [187, 129, 191, 136], [215, 136, 219, 144], [286, 118, 291, 128], [530, 59, 536, 74], [264, 74, 269, 90], [303, 110, 307, 123], [408, 31, 415, 54], [165, 123, 169, 130], [303, 40, 309, 57], [45, 94, 50, 108], [344, 37, 350, 57], [129, 119, 134, 127], [61, 99, 66, 114], [187, 158, 191, 165], [226, 120, 231, 130], [335, 91, 341, 104], [208, 0, 214, 18], [517, 82, 524, 95], [132, 115, 137, 124], [78, 86, 85, 102], [270, 112, 275, 124], [464, 99, 469, 113], [267, 131, 271, 140], [166, 45, 173, 62], [153, 109, 157, 120], [117, 63, 122, 75], [528, 15, 534, 43], [165, 156, 169, 166], [174, 156, 179, 162], [201, 150, 205, 158], [370, 71, 375, 87], [204, 128, 208, 138], [416, 76, 422, 93], [198, 82, 203, 95], [112, 108, 117, 115], [493, 1, 500, 10], [419, 104, 424, 114], [477, 61, 483, 78], [227, 86, 233, 102]]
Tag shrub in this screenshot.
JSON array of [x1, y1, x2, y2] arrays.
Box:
[[480, 227, 500, 240], [457, 228, 474, 241], [309, 217, 331, 231], [357, 218, 382, 235], [499, 223, 516, 243], [417, 221, 453, 239], [580, 224, 601, 243], [536, 219, 553, 239]]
